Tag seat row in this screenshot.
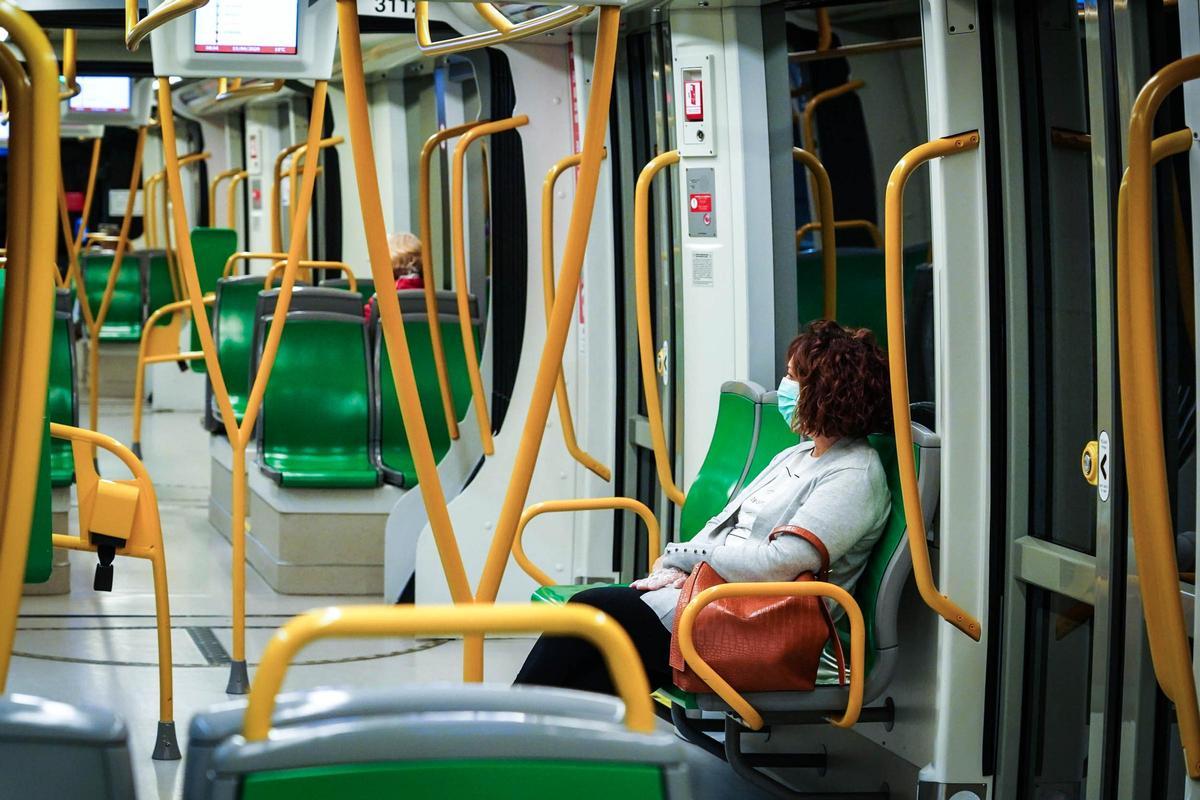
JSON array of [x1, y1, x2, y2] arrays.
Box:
[[204, 275, 481, 489]]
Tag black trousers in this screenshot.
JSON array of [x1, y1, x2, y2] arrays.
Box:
[[514, 586, 672, 696]]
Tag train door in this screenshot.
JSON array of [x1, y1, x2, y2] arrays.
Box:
[[611, 19, 680, 578], [994, 0, 1199, 796]]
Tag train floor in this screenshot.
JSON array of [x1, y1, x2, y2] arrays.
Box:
[[8, 397, 781, 799]]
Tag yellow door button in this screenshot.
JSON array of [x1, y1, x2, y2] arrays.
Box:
[[1081, 440, 1099, 486]]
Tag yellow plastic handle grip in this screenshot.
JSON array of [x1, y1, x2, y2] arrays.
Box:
[[415, 1, 596, 56], [126, 0, 210, 52]]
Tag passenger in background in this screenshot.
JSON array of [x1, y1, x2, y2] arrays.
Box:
[[364, 232, 424, 320], [514, 320, 894, 696]]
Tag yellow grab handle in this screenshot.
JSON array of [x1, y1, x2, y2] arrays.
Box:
[[633, 150, 685, 506], [796, 218, 881, 251], [265, 259, 356, 292], [72, 138, 103, 257], [415, 2, 596, 56], [209, 168, 244, 227], [243, 604, 655, 740], [272, 136, 342, 252], [418, 121, 487, 441], [792, 148, 836, 319], [884, 132, 981, 641], [125, 0, 209, 51], [1122, 54, 1200, 779], [143, 172, 162, 249], [226, 170, 249, 231], [222, 251, 288, 280], [676, 581, 865, 730], [0, 3, 62, 691], [513, 496, 658, 587], [59, 29, 79, 101], [214, 78, 284, 103], [451, 115, 530, 456], [542, 150, 611, 482]]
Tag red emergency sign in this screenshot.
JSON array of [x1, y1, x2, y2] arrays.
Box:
[[689, 193, 712, 213], [684, 79, 704, 121]]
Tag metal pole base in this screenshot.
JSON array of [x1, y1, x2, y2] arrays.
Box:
[[152, 720, 181, 760], [225, 659, 250, 695]]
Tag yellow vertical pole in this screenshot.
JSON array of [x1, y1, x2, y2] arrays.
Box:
[[226, 169, 248, 231], [465, 5, 622, 680], [271, 142, 307, 253], [792, 148, 836, 318], [418, 121, 483, 439], [337, 0, 472, 606], [73, 138, 103, 255], [542, 151, 609, 481], [0, 6, 60, 690]]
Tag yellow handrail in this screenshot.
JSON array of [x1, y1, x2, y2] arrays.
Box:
[[125, 0, 209, 51], [451, 116, 529, 456], [209, 167, 244, 227], [243, 604, 655, 740], [793, 147, 836, 318], [143, 171, 162, 249], [633, 150, 685, 506], [214, 78, 284, 104], [58, 28, 79, 101], [542, 150, 610, 481], [466, 5, 621, 681], [0, 3, 62, 691], [802, 80, 864, 161], [676, 581, 865, 730], [796, 218, 882, 251], [418, 121, 486, 440], [157, 152, 212, 302], [265, 259, 355, 292], [414, 2, 596, 57], [286, 141, 338, 259], [513, 497, 657, 587], [884, 132, 981, 641], [226, 170, 248, 231], [72, 138, 103, 256], [1121, 54, 1200, 779], [222, 251, 288, 280], [337, 0, 472, 610], [273, 136, 341, 252], [158, 76, 329, 692]]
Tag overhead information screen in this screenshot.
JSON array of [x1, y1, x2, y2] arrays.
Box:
[[69, 76, 132, 113], [194, 0, 300, 55]]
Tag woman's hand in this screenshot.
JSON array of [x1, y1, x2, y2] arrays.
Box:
[[630, 567, 688, 592]]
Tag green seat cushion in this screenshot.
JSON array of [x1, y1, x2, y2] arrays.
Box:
[[677, 385, 758, 540], [212, 277, 264, 424], [146, 252, 175, 324], [259, 316, 378, 489], [796, 242, 928, 346], [378, 318, 478, 488], [189, 228, 239, 372], [48, 315, 75, 486], [241, 760, 666, 800], [531, 583, 619, 606], [81, 251, 143, 341]]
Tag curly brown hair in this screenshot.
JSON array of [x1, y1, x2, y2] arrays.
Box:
[[785, 320, 892, 439]]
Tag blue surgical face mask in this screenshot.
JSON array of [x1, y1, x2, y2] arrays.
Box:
[[777, 377, 800, 429]]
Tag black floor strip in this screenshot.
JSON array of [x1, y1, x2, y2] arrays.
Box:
[[186, 626, 231, 666]]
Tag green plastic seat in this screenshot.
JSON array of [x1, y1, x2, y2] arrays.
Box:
[[48, 290, 77, 487], [373, 290, 480, 489], [256, 311, 380, 488], [81, 250, 144, 341], [209, 276, 265, 429], [321, 276, 376, 306], [188, 228, 239, 373], [795, 242, 928, 346], [144, 250, 175, 325]]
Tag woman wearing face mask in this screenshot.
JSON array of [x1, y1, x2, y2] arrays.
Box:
[[514, 319, 894, 696]]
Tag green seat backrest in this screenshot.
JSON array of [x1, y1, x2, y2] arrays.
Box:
[[48, 304, 76, 487], [258, 314, 379, 488], [321, 277, 376, 306], [189, 228, 238, 372], [81, 251, 143, 341], [0, 270, 52, 583], [212, 276, 264, 424], [376, 292, 479, 488], [240, 760, 666, 799], [796, 242, 928, 346], [677, 382, 760, 541], [146, 251, 175, 325]]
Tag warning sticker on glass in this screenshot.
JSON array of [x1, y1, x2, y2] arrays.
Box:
[[693, 252, 714, 287]]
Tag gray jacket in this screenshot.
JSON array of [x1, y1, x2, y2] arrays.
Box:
[[641, 437, 891, 626]]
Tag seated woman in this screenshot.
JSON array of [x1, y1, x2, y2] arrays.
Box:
[[364, 232, 424, 320], [514, 319, 894, 696]]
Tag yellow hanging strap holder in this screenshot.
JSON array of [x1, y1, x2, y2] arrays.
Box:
[[883, 132, 982, 641], [0, 2, 66, 693], [1120, 54, 1200, 779], [542, 149, 610, 481]]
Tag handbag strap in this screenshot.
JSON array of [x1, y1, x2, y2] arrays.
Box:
[[769, 525, 846, 686]]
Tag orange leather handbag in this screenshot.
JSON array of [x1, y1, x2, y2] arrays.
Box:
[[668, 526, 846, 694]]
